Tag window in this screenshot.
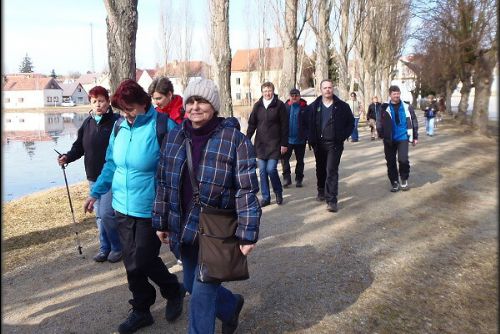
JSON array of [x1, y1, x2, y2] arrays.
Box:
[[78, 87, 81, 92], [18, 97, 24, 103], [236, 78, 241, 85], [54, 97, 59, 102], [5, 98, 10, 103], [19, 118, 25, 123], [6, 119, 12, 123], [236, 93, 241, 100], [47, 97, 53, 102]]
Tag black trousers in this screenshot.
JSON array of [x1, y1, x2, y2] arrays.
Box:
[[281, 143, 306, 181], [115, 211, 182, 311], [383, 140, 410, 183], [313, 141, 344, 204]]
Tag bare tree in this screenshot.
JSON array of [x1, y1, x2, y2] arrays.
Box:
[[177, 0, 193, 91], [309, 0, 332, 95], [103, 0, 138, 93], [210, 0, 233, 116], [158, 0, 174, 74]]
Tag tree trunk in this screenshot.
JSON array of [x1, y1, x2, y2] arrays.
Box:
[[313, 0, 332, 95], [471, 49, 496, 136], [445, 80, 454, 115], [210, 0, 233, 116], [103, 0, 138, 93], [280, 0, 298, 99], [337, 0, 351, 99], [457, 76, 472, 123]]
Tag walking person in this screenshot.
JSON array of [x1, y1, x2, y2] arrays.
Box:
[[57, 85, 122, 263], [281, 88, 309, 188], [246, 81, 288, 206], [347, 92, 363, 142], [148, 76, 184, 124], [424, 95, 438, 136], [307, 79, 354, 212], [83, 79, 185, 334], [152, 78, 262, 334], [367, 96, 382, 140], [377, 85, 419, 192]]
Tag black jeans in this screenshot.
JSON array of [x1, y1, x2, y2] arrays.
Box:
[[383, 140, 410, 183], [115, 211, 182, 311], [313, 141, 344, 204], [281, 143, 306, 181]]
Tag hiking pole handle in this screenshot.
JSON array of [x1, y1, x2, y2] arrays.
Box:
[[54, 149, 68, 169]]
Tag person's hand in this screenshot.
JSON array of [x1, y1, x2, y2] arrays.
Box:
[[412, 139, 418, 146], [57, 154, 68, 166], [280, 146, 288, 155], [156, 231, 169, 244], [84, 196, 97, 213], [240, 244, 255, 256]]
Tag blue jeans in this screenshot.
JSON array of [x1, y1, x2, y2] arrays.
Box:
[[257, 159, 282, 202], [89, 181, 121, 253], [426, 117, 435, 136], [351, 117, 360, 141], [181, 243, 240, 334]]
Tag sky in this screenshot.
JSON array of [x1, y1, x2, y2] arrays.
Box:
[[2, 0, 418, 77], [2, 0, 267, 76]]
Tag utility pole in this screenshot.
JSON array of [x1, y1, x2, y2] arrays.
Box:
[[90, 23, 95, 73]]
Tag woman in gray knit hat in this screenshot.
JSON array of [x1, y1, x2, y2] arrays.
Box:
[[153, 78, 262, 334]]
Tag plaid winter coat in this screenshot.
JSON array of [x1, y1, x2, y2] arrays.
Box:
[[152, 117, 261, 259]]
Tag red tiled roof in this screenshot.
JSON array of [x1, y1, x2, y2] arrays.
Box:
[[3, 77, 62, 91], [158, 61, 210, 78], [231, 47, 283, 72]]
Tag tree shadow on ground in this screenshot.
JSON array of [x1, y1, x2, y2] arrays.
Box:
[[230, 244, 374, 333], [3, 216, 96, 251]]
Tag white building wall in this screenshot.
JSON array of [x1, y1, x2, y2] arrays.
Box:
[[4, 90, 47, 108], [138, 73, 153, 93], [450, 66, 498, 120], [231, 70, 282, 105]]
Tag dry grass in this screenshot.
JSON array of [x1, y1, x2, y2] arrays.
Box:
[[2, 182, 97, 272]]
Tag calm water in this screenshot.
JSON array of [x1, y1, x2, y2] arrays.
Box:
[[3, 112, 89, 202]]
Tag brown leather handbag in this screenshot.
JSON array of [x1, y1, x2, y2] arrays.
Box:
[[185, 139, 249, 283]]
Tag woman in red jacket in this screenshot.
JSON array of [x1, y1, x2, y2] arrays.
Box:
[[148, 76, 184, 124]]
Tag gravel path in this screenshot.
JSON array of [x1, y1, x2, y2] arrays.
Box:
[[2, 114, 498, 333]]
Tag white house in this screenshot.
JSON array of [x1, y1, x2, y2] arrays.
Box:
[[230, 47, 284, 105], [157, 60, 211, 95], [391, 55, 418, 103], [3, 75, 63, 108], [59, 82, 89, 105], [77, 72, 111, 94], [136, 69, 157, 93]]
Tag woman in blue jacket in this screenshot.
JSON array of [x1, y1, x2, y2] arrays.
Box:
[[83, 79, 185, 334]]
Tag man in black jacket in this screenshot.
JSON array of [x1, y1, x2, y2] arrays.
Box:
[[307, 79, 354, 212]]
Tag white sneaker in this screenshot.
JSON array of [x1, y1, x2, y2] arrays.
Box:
[[400, 179, 409, 191]]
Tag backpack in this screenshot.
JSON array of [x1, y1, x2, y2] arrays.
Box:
[[113, 112, 172, 147]]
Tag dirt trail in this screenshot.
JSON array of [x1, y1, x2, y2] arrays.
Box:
[[2, 113, 498, 333]]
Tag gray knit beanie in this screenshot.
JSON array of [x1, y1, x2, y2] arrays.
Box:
[[183, 78, 220, 112]]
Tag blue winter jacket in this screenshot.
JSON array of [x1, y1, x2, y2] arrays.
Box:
[[91, 105, 176, 218], [152, 117, 261, 259]]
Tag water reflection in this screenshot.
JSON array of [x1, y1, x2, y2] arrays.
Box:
[[3, 111, 90, 202]]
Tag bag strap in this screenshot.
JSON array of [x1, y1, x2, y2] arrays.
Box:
[[184, 138, 201, 206]]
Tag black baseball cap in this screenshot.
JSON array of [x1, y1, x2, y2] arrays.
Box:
[[289, 88, 300, 95]]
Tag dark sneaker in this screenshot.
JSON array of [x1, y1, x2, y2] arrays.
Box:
[[260, 199, 270, 207], [165, 285, 186, 322], [93, 251, 109, 262], [316, 193, 325, 202], [222, 294, 245, 334], [107, 251, 122, 263], [400, 179, 409, 191], [118, 309, 154, 334], [327, 202, 338, 212], [275, 193, 283, 205], [296, 180, 303, 188], [283, 176, 292, 188], [391, 181, 400, 192]]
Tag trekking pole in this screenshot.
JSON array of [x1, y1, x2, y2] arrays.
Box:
[[54, 149, 84, 256]]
